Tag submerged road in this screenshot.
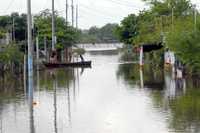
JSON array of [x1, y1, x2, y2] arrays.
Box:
[[0, 50, 199, 133]]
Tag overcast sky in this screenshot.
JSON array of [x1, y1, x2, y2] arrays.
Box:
[[0, 0, 199, 29]]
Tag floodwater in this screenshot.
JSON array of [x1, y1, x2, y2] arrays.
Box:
[[0, 50, 200, 133]]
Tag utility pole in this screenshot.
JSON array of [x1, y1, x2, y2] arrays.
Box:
[[194, 4, 197, 31], [76, 4, 78, 29], [52, 0, 55, 50], [12, 17, 15, 43], [66, 0, 68, 24], [44, 36, 47, 58], [71, 0, 74, 27], [27, 0, 33, 78], [172, 6, 174, 31], [36, 36, 39, 63], [27, 0, 34, 111]]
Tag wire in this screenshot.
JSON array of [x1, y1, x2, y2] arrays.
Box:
[[43, 0, 49, 9], [79, 6, 119, 20], [2, 0, 16, 14], [55, 0, 63, 11], [104, 0, 144, 9], [79, 4, 125, 18]]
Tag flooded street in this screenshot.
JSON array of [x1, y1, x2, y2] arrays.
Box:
[[0, 51, 200, 133]]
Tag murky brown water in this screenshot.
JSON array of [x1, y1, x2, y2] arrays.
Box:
[[0, 51, 200, 133]]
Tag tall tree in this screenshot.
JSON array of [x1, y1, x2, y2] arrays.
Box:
[[114, 14, 138, 44]]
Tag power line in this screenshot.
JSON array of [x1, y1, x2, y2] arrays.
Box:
[[79, 4, 125, 18], [79, 6, 119, 20], [42, 0, 49, 9], [3, 0, 16, 14], [104, 0, 144, 9]]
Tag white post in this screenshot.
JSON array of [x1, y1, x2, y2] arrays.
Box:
[[139, 46, 144, 66]]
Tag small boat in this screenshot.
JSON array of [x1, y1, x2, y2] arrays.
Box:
[[43, 61, 92, 68]]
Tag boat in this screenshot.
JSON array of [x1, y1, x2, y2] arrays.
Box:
[[43, 61, 92, 68]]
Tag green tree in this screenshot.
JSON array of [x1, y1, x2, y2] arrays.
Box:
[[99, 23, 118, 43], [34, 9, 80, 49], [0, 13, 27, 42], [114, 14, 138, 44], [79, 24, 119, 43]]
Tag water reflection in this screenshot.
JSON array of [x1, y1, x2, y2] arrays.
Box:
[[51, 72, 58, 133], [117, 64, 164, 89], [117, 62, 200, 133], [139, 68, 144, 88], [67, 78, 72, 127], [0, 53, 200, 133], [0, 67, 81, 133], [28, 80, 35, 133]]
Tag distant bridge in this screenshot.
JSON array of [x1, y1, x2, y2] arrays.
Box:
[[76, 43, 123, 52]]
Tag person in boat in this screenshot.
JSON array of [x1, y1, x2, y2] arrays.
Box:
[[165, 48, 171, 65], [80, 54, 85, 62], [50, 50, 57, 63], [176, 66, 184, 89]]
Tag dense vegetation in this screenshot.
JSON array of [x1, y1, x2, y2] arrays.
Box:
[[0, 10, 120, 72], [34, 9, 80, 49], [115, 0, 200, 74], [0, 13, 27, 41], [79, 23, 119, 44], [0, 10, 81, 72]]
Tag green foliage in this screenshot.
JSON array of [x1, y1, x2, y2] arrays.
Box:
[[114, 14, 138, 44], [168, 88, 200, 132], [80, 23, 119, 43], [116, 0, 200, 73], [134, 11, 164, 44], [0, 44, 23, 64], [34, 9, 80, 49], [166, 16, 200, 73], [73, 48, 85, 55], [143, 0, 192, 16], [0, 29, 5, 38], [0, 12, 27, 41]]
